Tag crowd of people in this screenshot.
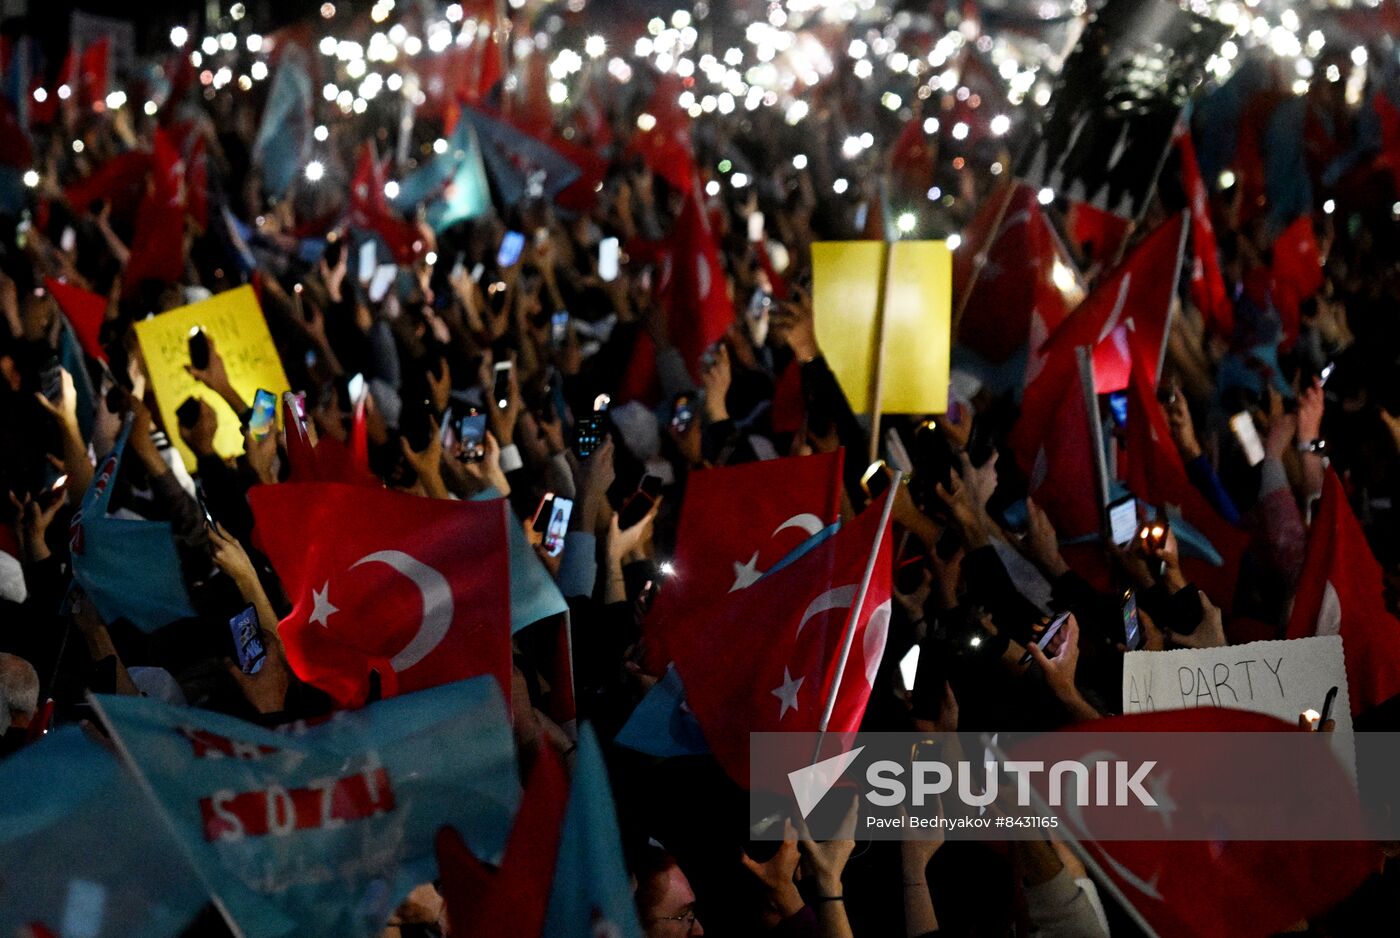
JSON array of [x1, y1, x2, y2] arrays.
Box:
[[5, 2, 1400, 937]]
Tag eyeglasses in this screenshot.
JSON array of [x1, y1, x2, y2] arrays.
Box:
[[652, 908, 699, 929]]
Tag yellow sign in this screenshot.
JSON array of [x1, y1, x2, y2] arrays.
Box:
[[134, 285, 291, 470], [811, 240, 952, 414]]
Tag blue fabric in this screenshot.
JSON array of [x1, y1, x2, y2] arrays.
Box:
[[615, 666, 709, 758], [58, 319, 97, 440], [1264, 97, 1312, 231], [542, 725, 645, 938], [71, 421, 197, 633], [558, 531, 598, 600], [470, 487, 571, 632], [1184, 454, 1242, 526], [463, 107, 580, 206], [393, 120, 491, 232], [0, 727, 208, 938], [252, 46, 313, 198], [95, 678, 520, 938]]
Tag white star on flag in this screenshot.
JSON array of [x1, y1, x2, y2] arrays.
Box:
[[771, 667, 804, 720], [730, 552, 763, 592], [310, 582, 339, 628]]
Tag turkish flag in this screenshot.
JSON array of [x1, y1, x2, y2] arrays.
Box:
[[1019, 359, 1103, 540], [78, 37, 109, 108], [248, 483, 512, 708], [125, 129, 187, 290], [1271, 214, 1323, 347], [437, 744, 567, 938], [643, 451, 845, 670], [1065, 198, 1132, 269], [669, 493, 894, 785], [1177, 129, 1234, 337], [44, 278, 108, 363], [1287, 470, 1400, 715], [1122, 361, 1248, 611], [349, 143, 420, 264], [1035, 708, 1378, 938], [627, 74, 696, 194], [65, 150, 152, 224]]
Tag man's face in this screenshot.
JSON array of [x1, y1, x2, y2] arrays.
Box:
[[642, 865, 703, 937]]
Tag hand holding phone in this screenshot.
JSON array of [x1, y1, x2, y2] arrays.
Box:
[[1020, 611, 1071, 666], [229, 604, 267, 674], [497, 230, 526, 268], [188, 327, 210, 371], [618, 475, 663, 530], [249, 389, 277, 440]]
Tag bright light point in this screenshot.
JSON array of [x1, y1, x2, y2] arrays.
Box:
[[170, 26, 188, 47], [57, 85, 73, 101], [858, 132, 874, 148], [947, 233, 962, 250], [833, 178, 849, 194], [425, 251, 438, 266], [384, 180, 400, 199], [927, 186, 942, 200], [201, 36, 218, 56], [1323, 199, 1336, 215], [105, 91, 126, 110], [72, 139, 83, 153], [585, 35, 606, 57], [970, 635, 982, 648], [314, 124, 329, 142], [853, 59, 873, 79], [636, 112, 657, 132], [671, 10, 691, 28], [1037, 187, 1054, 205], [1352, 46, 1368, 67], [32, 87, 46, 103], [923, 117, 939, 134], [251, 61, 268, 81], [304, 161, 325, 182], [841, 135, 862, 158], [433, 138, 449, 154], [705, 180, 720, 196], [247, 34, 263, 53], [144, 100, 158, 116], [990, 114, 1011, 135], [659, 561, 676, 577], [952, 122, 969, 141], [220, 33, 236, 52], [231, 3, 246, 20], [22, 169, 39, 188], [896, 212, 917, 234], [881, 92, 901, 111], [731, 172, 749, 188], [321, 3, 336, 19], [1219, 170, 1236, 189], [792, 154, 808, 169]]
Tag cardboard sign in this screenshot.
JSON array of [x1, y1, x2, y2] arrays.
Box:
[[811, 240, 951, 415], [134, 285, 291, 470], [1123, 636, 1351, 727]]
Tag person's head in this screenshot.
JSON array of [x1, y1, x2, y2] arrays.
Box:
[[635, 845, 703, 937], [0, 652, 39, 731]]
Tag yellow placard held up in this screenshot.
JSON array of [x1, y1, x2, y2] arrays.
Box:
[[134, 285, 291, 471], [811, 240, 952, 415]]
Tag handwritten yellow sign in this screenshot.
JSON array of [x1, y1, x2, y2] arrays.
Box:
[[811, 240, 952, 415], [134, 285, 290, 470]]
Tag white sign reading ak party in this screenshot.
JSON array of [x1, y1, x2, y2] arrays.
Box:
[[1122, 635, 1353, 735]]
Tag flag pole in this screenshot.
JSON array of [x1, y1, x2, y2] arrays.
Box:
[[814, 474, 900, 757], [866, 240, 894, 465], [950, 181, 1017, 342], [1075, 346, 1112, 539]]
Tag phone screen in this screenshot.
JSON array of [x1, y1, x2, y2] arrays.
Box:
[[447, 410, 487, 462], [1230, 411, 1266, 466], [532, 493, 557, 533], [492, 361, 512, 409], [230, 605, 267, 674], [899, 645, 919, 693], [671, 394, 694, 434], [497, 230, 526, 268], [1108, 391, 1129, 427], [748, 211, 765, 243], [544, 496, 573, 557], [249, 389, 277, 439], [861, 460, 892, 500], [1020, 611, 1071, 665], [368, 264, 398, 302], [618, 475, 662, 530], [598, 236, 620, 282], [358, 240, 377, 284], [1108, 496, 1138, 546], [575, 414, 605, 458], [188, 327, 210, 370], [347, 373, 366, 406], [551, 311, 570, 347], [1122, 590, 1142, 650], [41, 357, 63, 403]]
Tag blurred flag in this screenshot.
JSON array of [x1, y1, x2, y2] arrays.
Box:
[[1271, 214, 1323, 347], [65, 150, 152, 224], [251, 44, 313, 199], [437, 744, 568, 938], [670, 495, 894, 785], [392, 120, 491, 233], [1021, 349, 1103, 539], [627, 74, 695, 193], [541, 725, 646, 938], [248, 482, 513, 708], [1064, 198, 1132, 270], [45, 277, 108, 363], [78, 37, 109, 108], [125, 129, 187, 289], [0, 727, 208, 938], [1287, 470, 1400, 714], [463, 107, 581, 207], [185, 134, 208, 232], [56, 317, 97, 441], [349, 142, 420, 264], [70, 420, 196, 633], [94, 678, 520, 938], [1177, 129, 1234, 336]]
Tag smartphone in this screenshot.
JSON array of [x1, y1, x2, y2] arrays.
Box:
[[1107, 495, 1138, 547], [369, 264, 398, 302], [194, 481, 217, 529], [41, 357, 64, 403], [598, 236, 620, 282], [358, 240, 377, 284], [492, 361, 512, 409], [899, 644, 920, 693], [910, 639, 949, 720], [470, 262, 485, 283], [1230, 411, 1266, 466], [249, 388, 277, 440], [1108, 391, 1129, 428], [531, 492, 557, 534], [188, 327, 210, 370], [452, 410, 487, 462], [543, 496, 573, 557], [347, 372, 366, 407], [670, 393, 695, 434], [284, 390, 308, 421], [550, 310, 570, 348], [60, 226, 77, 253], [574, 414, 605, 458], [1020, 610, 1071, 665], [1122, 589, 1143, 650], [176, 396, 203, 430], [618, 474, 663, 529], [229, 604, 267, 674], [593, 393, 611, 413], [861, 460, 893, 500], [1318, 685, 1339, 727], [1319, 362, 1335, 386], [497, 230, 526, 268], [748, 211, 765, 243]]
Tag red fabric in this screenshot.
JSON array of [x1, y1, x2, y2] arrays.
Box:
[[64, 150, 151, 222], [888, 111, 935, 199], [669, 494, 893, 785], [78, 37, 109, 108], [1177, 130, 1234, 336], [1371, 92, 1400, 194], [282, 396, 319, 484], [1065, 199, 1132, 268], [186, 135, 209, 231], [1234, 90, 1286, 222], [627, 74, 695, 194], [1036, 708, 1378, 938], [124, 130, 187, 289], [349, 143, 420, 264], [0, 92, 32, 169], [44, 278, 107, 363], [1021, 360, 1102, 539], [1286, 470, 1400, 714], [770, 360, 805, 434], [1271, 214, 1323, 347], [1122, 362, 1248, 612], [248, 482, 513, 709], [436, 745, 568, 938]]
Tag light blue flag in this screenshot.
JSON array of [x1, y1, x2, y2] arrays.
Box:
[[472, 488, 571, 633], [394, 121, 492, 233], [0, 726, 209, 938], [252, 45, 313, 198], [542, 724, 645, 938], [615, 665, 709, 759], [71, 420, 197, 633], [94, 677, 520, 938], [464, 107, 580, 207], [58, 319, 97, 440]]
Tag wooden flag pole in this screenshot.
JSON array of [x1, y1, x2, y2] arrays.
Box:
[[866, 241, 894, 465], [950, 181, 1018, 342], [1076, 345, 1112, 539], [814, 473, 901, 761]]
